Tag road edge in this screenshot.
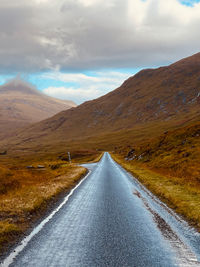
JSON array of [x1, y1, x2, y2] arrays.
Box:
[[110, 153, 200, 233]]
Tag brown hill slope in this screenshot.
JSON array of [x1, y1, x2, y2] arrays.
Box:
[[2, 52, 200, 152], [0, 78, 76, 139], [111, 120, 200, 230], [118, 120, 200, 181]]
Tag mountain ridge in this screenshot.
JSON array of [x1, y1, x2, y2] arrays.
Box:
[[0, 78, 76, 139], [1, 52, 200, 152]]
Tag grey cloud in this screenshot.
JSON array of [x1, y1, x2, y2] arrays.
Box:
[[0, 0, 200, 74]]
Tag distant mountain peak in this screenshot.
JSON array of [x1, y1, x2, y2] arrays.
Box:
[[1, 52, 200, 151], [0, 77, 42, 95], [0, 76, 77, 140]]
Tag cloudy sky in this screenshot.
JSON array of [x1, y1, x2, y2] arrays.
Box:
[[0, 0, 200, 104]]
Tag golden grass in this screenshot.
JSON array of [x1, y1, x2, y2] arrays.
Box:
[[70, 150, 103, 164], [0, 221, 21, 251], [117, 121, 200, 182], [0, 166, 86, 214], [0, 150, 101, 256], [112, 153, 200, 231], [0, 164, 86, 254]]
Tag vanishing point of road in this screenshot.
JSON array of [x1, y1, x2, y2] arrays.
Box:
[[2, 153, 200, 267]]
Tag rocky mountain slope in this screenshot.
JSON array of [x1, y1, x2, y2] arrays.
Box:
[[1, 52, 200, 152], [0, 78, 76, 139]]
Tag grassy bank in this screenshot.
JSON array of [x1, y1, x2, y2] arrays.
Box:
[[112, 153, 200, 231], [0, 150, 101, 258], [70, 150, 103, 164]]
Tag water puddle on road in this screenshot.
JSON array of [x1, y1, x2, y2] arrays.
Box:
[[133, 190, 200, 267]]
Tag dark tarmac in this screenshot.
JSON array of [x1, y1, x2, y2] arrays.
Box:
[[2, 153, 200, 267]]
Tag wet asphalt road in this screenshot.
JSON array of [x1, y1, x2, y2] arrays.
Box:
[[2, 153, 200, 267]]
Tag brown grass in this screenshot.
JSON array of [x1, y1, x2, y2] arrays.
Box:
[[0, 150, 101, 257], [111, 151, 200, 231], [116, 121, 200, 182], [1, 53, 200, 155], [111, 122, 200, 230]]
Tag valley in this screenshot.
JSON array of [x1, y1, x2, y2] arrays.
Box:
[[0, 52, 200, 264]]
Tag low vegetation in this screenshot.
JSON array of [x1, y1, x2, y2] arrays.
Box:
[[112, 121, 200, 230], [0, 149, 101, 257]]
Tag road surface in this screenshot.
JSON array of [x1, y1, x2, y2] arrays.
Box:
[[1, 152, 200, 267]]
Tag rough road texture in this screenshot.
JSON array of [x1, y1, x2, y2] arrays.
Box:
[[2, 153, 200, 267]]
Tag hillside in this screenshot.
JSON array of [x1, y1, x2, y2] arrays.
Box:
[[0, 78, 76, 139], [112, 120, 200, 230], [118, 121, 200, 180], [1, 52, 200, 153]]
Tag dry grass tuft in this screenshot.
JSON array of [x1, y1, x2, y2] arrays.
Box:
[[112, 122, 200, 230], [112, 152, 200, 231], [0, 150, 101, 257]]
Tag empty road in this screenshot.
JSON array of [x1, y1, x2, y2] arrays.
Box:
[[2, 153, 200, 267]]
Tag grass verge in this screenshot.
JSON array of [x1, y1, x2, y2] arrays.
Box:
[[111, 153, 200, 231], [0, 150, 101, 259]]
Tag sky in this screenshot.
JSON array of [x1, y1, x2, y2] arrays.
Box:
[[0, 0, 200, 104]]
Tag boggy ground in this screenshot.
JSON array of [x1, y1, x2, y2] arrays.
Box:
[[0, 150, 101, 259]]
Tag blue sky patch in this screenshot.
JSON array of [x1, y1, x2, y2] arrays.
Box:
[[180, 0, 200, 6]]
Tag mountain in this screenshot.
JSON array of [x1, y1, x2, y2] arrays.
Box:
[[1, 53, 200, 153], [0, 78, 76, 139]]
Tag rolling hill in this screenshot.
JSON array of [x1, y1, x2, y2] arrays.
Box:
[[0, 78, 76, 139], [1, 52, 200, 153]]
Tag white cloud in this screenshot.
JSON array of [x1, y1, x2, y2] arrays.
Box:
[[42, 70, 134, 104], [43, 71, 131, 84], [43, 86, 101, 104], [0, 0, 200, 73], [34, 0, 50, 4], [78, 0, 115, 8]]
